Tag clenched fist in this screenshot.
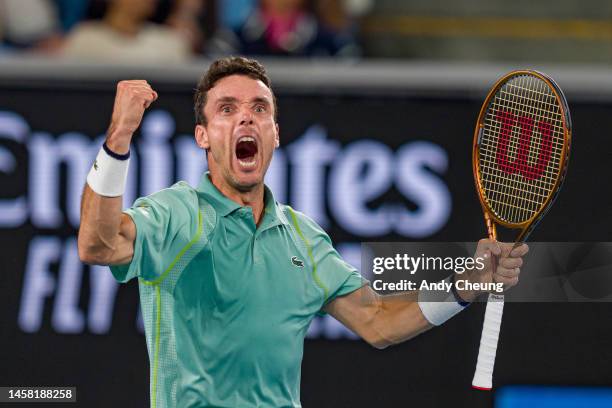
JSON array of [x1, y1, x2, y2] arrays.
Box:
[[456, 239, 529, 302], [106, 80, 158, 154]]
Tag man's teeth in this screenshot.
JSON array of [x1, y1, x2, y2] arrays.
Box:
[[238, 158, 256, 167], [239, 136, 255, 143]]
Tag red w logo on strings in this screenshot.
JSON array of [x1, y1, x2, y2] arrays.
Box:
[[495, 110, 553, 181]]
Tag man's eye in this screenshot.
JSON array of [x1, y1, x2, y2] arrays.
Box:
[[221, 106, 232, 113], [254, 105, 266, 113]]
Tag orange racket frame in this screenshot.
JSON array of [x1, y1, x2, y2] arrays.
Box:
[[471, 70, 572, 390]]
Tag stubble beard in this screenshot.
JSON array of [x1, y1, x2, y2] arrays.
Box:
[[229, 174, 259, 193]]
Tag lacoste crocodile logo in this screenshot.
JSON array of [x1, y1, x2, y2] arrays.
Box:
[[291, 256, 304, 268]]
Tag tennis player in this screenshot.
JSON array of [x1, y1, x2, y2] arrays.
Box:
[[78, 56, 528, 408]]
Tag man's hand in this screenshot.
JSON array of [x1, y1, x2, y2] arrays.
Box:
[[457, 239, 529, 302], [106, 80, 158, 154]]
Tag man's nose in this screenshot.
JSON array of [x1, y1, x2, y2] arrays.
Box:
[[239, 108, 254, 126]]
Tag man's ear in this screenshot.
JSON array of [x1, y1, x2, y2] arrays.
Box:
[[274, 123, 280, 148], [195, 124, 209, 150]]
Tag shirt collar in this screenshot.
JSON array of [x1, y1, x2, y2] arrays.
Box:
[[262, 185, 290, 229], [197, 172, 241, 216], [197, 172, 289, 228]]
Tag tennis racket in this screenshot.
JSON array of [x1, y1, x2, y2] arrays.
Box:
[[471, 70, 572, 390]]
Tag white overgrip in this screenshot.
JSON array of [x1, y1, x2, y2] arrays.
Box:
[[472, 293, 504, 390]]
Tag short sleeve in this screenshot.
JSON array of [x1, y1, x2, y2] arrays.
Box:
[[315, 235, 368, 306], [292, 211, 369, 309], [110, 183, 199, 283]]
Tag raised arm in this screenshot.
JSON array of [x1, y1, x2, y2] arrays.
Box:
[[78, 80, 157, 265]]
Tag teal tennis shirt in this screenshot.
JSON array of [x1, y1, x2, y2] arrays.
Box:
[[110, 172, 366, 408]]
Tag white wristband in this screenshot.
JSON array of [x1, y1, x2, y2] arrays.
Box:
[[86, 144, 130, 197], [418, 275, 468, 326]]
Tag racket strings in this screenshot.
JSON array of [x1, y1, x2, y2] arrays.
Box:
[[485, 76, 562, 221], [478, 74, 565, 224]]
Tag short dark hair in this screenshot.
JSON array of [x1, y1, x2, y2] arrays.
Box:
[[194, 56, 277, 126]]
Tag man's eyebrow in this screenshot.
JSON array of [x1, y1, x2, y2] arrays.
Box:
[[215, 96, 239, 104], [251, 97, 271, 104]]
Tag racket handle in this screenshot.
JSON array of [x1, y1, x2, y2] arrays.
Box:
[[472, 293, 505, 390]]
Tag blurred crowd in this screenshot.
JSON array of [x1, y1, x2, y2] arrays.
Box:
[[0, 0, 372, 63]]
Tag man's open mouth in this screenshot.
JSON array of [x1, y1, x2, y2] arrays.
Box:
[[235, 136, 258, 167]]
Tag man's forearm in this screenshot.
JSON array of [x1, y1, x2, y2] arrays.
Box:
[[77, 184, 125, 264], [369, 291, 432, 349]]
